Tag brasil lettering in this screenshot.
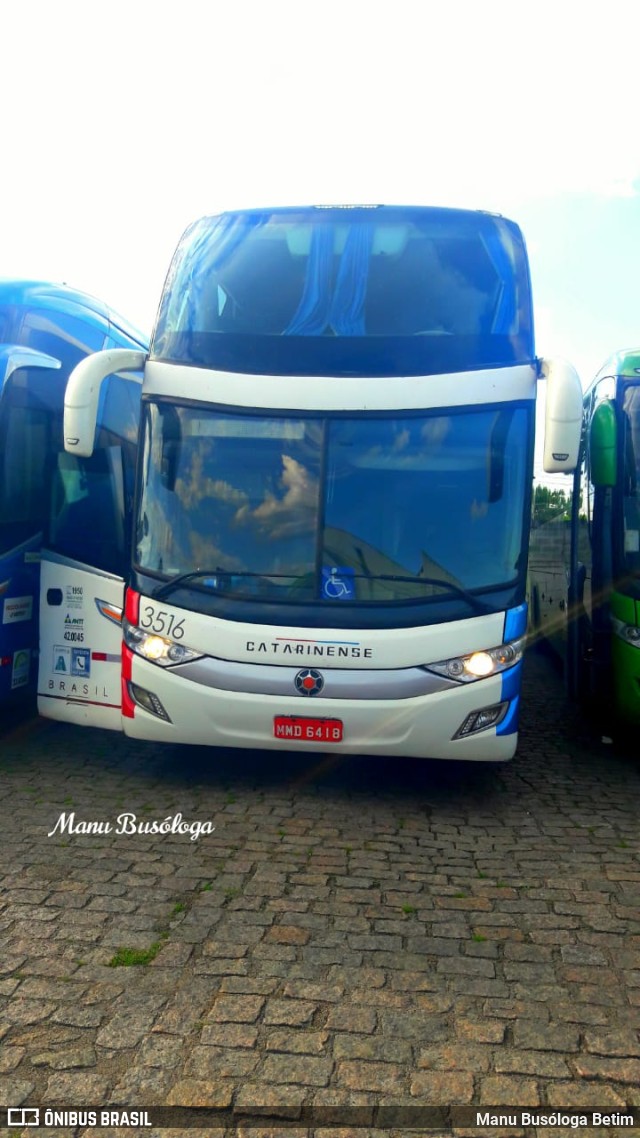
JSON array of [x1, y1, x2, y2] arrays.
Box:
[[48, 680, 107, 696], [247, 639, 372, 659]]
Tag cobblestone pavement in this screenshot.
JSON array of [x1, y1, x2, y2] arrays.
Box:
[[0, 648, 639, 1137]]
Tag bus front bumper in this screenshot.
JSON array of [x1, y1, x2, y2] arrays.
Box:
[[122, 656, 520, 762]]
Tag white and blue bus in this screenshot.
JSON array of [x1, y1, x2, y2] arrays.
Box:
[[44, 206, 582, 760], [0, 280, 147, 707]]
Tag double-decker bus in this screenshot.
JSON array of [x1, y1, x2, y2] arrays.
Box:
[[529, 349, 640, 729], [0, 280, 148, 707], [41, 205, 583, 759]]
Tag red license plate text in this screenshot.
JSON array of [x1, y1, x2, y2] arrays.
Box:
[[274, 716, 343, 742]]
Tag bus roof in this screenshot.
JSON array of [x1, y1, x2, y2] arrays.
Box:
[[0, 278, 148, 349], [201, 203, 518, 226], [594, 348, 640, 382]]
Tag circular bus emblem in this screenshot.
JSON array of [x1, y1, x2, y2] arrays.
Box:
[[295, 668, 324, 696]]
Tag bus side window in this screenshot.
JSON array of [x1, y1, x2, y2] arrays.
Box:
[[20, 308, 106, 375], [50, 448, 126, 576], [95, 372, 142, 515], [0, 367, 65, 547], [49, 372, 142, 574]]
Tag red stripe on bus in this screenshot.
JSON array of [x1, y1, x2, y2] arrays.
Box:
[[122, 644, 135, 718], [122, 588, 139, 718]]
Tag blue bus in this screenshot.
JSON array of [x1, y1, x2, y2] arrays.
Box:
[[0, 280, 148, 707]]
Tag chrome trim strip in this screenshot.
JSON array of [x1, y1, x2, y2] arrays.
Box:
[[168, 655, 459, 700]]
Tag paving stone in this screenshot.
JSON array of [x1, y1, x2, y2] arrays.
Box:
[[31, 1046, 97, 1069], [263, 999, 317, 1026], [417, 1044, 491, 1072], [0, 1048, 26, 1073], [260, 1054, 333, 1086], [410, 1070, 474, 1101], [264, 925, 310, 945], [234, 1082, 306, 1115], [138, 1034, 185, 1067], [219, 976, 279, 995], [45, 1071, 111, 1099], [201, 1023, 259, 1048], [336, 1060, 404, 1093], [494, 1050, 571, 1077], [546, 1083, 629, 1109], [0, 1076, 35, 1105], [456, 1018, 506, 1043], [282, 981, 344, 1002], [333, 1034, 413, 1063], [572, 1056, 640, 1084], [513, 1020, 580, 1052], [263, 1029, 329, 1055], [583, 1030, 640, 1057], [186, 1044, 260, 1079], [325, 1007, 377, 1034], [207, 995, 265, 1023], [3, 998, 56, 1024], [166, 1078, 234, 1107], [479, 1076, 541, 1105]]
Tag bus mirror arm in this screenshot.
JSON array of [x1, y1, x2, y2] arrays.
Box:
[[539, 357, 583, 474], [64, 348, 147, 457]]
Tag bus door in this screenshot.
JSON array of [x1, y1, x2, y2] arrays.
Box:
[[38, 370, 142, 729]]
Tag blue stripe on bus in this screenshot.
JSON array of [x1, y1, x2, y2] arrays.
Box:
[[496, 661, 523, 736], [504, 602, 527, 642]]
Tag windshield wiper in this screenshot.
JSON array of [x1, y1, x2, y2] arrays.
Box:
[[153, 571, 220, 600], [152, 568, 294, 601], [345, 572, 493, 614], [153, 568, 493, 613]]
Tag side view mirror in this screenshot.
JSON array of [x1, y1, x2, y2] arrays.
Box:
[[64, 348, 147, 456], [589, 399, 617, 487], [538, 357, 583, 473]]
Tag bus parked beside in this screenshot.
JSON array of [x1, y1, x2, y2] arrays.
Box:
[[529, 349, 640, 729], [0, 280, 148, 707], [45, 205, 583, 759]]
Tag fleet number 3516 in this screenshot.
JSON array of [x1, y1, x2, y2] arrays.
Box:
[[139, 606, 185, 639]]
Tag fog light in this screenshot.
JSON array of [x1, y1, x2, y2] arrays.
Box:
[[128, 682, 171, 722], [454, 701, 507, 738]]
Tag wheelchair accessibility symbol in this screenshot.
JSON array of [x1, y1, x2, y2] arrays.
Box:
[[321, 567, 355, 600]]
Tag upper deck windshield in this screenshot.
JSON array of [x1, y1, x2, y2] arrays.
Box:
[[151, 207, 534, 377], [621, 382, 640, 578], [134, 401, 531, 625]]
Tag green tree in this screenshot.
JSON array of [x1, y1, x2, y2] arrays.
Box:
[[532, 485, 571, 527]]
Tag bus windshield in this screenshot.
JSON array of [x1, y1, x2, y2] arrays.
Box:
[[135, 402, 531, 610], [151, 206, 534, 377]]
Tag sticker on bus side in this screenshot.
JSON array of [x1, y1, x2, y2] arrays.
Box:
[[3, 596, 33, 624], [11, 649, 30, 688]]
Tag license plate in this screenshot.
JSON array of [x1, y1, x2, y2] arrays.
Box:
[[274, 716, 343, 742]]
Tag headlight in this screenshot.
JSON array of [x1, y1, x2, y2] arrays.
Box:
[[123, 619, 204, 667], [612, 618, 640, 647], [424, 637, 525, 683]]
